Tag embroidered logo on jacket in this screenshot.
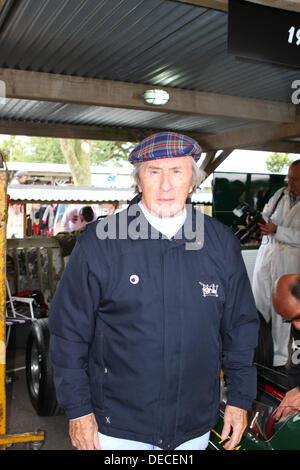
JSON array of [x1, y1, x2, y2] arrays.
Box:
[[199, 282, 219, 297]]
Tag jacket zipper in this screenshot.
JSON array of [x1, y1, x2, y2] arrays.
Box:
[[157, 242, 166, 447]]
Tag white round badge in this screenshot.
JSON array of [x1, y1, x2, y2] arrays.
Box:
[[130, 274, 139, 285]]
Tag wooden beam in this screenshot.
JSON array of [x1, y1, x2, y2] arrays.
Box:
[[2, 115, 300, 156], [177, 0, 300, 13], [7, 238, 62, 249], [200, 149, 235, 176], [198, 116, 300, 151], [0, 117, 208, 145], [247, 0, 300, 14], [204, 149, 233, 174], [0, 119, 150, 142], [200, 151, 217, 171], [2, 112, 300, 156], [176, 0, 228, 11], [0, 68, 295, 124], [240, 140, 300, 154]]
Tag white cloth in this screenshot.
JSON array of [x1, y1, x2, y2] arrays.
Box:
[[138, 202, 186, 239], [252, 187, 300, 366]]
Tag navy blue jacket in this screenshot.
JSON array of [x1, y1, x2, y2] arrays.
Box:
[[49, 198, 259, 450]]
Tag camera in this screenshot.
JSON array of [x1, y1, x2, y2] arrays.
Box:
[[233, 203, 265, 244]]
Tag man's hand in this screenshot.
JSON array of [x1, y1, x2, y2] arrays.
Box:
[[258, 222, 277, 235], [273, 388, 300, 421], [69, 413, 100, 450], [221, 405, 247, 450]]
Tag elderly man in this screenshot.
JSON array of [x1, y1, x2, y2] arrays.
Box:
[[252, 160, 300, 367], [272, 274, 300, 420], [49, 132, 258, 451]]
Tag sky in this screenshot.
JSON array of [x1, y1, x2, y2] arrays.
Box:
[[215, 149, 278, 174], [212, 149, 299, 174]]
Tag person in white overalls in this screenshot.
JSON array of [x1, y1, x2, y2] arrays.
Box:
[[252, 160, 300, 367]]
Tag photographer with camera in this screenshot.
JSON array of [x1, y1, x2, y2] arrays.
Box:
[[252, 160, 300, 368], [234, 203, 266, 245]]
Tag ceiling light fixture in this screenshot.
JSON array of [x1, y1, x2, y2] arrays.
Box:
[[142, 89, 170, 106]]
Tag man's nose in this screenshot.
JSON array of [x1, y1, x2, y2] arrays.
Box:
[[160, 172, 172, 191]]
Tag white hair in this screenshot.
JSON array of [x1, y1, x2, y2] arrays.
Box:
[[131, 156, 206, 194]]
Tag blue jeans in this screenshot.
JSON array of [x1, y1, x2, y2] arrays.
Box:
[[98, 431, 210, 450]]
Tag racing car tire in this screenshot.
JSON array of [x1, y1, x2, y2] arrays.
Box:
[[254, 311, 273, 367], [25, 318, 61, 416]]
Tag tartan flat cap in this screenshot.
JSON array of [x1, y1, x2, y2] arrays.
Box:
[[129, 132, 202, 163]]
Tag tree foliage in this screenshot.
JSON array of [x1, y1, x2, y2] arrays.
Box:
[[1, 135, 135, 186], [265, 152, 293, 173], [90, 140, 135, 164]]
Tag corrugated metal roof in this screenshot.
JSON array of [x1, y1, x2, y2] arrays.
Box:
[[0, 98, 257, 134], [0, 0, 297, 103], [8, 184, 135, 203], [8, 183, 212, 204], [7, 161, 134, 175], [0, 0, 297, 157]]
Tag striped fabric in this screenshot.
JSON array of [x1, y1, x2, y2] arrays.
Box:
[[129, 132, 202, 163]]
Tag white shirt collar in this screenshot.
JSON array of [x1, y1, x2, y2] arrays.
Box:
[[138, 201, 186, 239]]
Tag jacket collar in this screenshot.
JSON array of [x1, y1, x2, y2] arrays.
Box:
[[127, 194, 203, 249]]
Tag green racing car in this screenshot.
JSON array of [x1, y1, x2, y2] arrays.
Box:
[[208, 363, 300, 450]]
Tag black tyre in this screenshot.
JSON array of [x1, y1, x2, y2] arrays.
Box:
[[26, 318, 61, 416]]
